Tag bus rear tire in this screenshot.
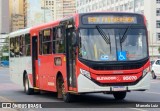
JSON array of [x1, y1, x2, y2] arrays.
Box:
[[24, 75, 34, 95], [57, 76, 73, 103], [113, 91, 126, 100]]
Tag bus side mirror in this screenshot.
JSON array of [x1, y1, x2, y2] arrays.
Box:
[[72, 32, 78, 47]]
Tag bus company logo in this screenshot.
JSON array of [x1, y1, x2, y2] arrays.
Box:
[[123, 76, 137, 81], [97, 76, 117, 81], [116, 77, 121, 81]]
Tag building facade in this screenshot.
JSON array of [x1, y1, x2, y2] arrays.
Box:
[[0, 0, 10, 34], [63, 0, 76, 17], [41, 0, 76, 21], [9, 0, 25, 32], [24, 0, 28, 28], [76, 0, 160, 60]]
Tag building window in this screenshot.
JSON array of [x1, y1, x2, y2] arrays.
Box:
[[111, 0, 114, 4], [157, 8, 160, 16], [157, 0, 160, 3], [124, 3, 128, 10], [157, 33, 160, 40], [120, 5, 123, 11], [157, 20, 160, 28]]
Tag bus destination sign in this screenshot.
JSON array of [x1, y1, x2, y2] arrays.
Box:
[[82, 15, 138, 24]]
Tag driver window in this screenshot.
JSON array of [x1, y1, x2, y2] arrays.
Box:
[[42, 29, 52, 54], [53, 27, 65, 53]]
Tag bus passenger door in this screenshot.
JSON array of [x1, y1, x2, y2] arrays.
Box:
[[32, 36, 38, 87], [66, 27, 77, 89]]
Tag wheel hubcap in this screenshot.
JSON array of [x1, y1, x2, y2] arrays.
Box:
[[62, 83, 65, 95], [25, 79, 28, 92]]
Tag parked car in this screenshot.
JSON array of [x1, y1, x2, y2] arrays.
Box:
[[0, 60, 9, 66], [150, 60, 155, 66], [151, 59, 160, 79]]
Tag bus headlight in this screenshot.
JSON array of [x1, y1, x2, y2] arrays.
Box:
[[143, 67, 150, 76], [80, 69, 91, 79]]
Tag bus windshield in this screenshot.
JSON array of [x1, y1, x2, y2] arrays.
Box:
[[79, 28, 148, 61]]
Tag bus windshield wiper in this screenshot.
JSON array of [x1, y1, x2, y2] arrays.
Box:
[[120, 25, 131, 43], [96, 25, 111, 53], [96, 25, 110, 44], [120, 25, 131, 51]]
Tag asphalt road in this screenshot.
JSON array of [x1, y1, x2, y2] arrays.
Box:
[[0, 67, 160, 111]]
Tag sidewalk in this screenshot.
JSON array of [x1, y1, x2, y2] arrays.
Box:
[[0, 66, 9, 69]]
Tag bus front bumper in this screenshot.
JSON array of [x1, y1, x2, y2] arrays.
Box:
[[77, 73, 151, 93]]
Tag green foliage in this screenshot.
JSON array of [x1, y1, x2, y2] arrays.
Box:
[[0, 36, 9, 61], [1, 56, 9, 61]]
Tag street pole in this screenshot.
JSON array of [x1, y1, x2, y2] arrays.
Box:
[[133, 0, 135, 13], [44, 0, 46, 23], [152, 33, 154, 60]]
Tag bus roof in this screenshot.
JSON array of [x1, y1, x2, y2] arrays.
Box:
[[9, 28, 31, 38]]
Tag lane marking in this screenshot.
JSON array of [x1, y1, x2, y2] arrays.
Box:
[[130, 108, 148, 111]]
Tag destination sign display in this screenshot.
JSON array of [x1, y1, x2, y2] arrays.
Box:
[[82, 15, 138, 24]]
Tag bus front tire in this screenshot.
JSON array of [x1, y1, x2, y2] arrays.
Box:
[[57, 76, 73, 103], [24, 75, 34, 95], [113, 91, 126, 100]]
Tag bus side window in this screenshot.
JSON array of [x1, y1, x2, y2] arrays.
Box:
[[52, 28, 56, 53], [15, 37, 20, 57], [39, 31, 43, 55], [25, 34, 31, 56], [42, 29, 52, 54], [19, 35, 25, 56], [10, 38, 15, 57]]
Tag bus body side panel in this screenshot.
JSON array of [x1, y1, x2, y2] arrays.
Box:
[[10, 56, 32, 88], [38, 55, 55, 91], [37, 54, 67, 92]]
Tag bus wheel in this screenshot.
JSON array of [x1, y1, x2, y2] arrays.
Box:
[[57, 76, 73, 103], [113, 91, 126, 100], [151, 71, 157, 79], [24, 75, 34, 95]]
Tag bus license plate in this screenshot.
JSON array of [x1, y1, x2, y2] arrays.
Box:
[[112, 86, 126, 91]]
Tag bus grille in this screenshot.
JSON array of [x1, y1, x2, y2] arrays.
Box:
[[92, 64, 142, 70], [79, 58, 149, 70]]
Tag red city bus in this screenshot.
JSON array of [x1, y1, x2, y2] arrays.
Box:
[[10, 12, 150, 102]]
